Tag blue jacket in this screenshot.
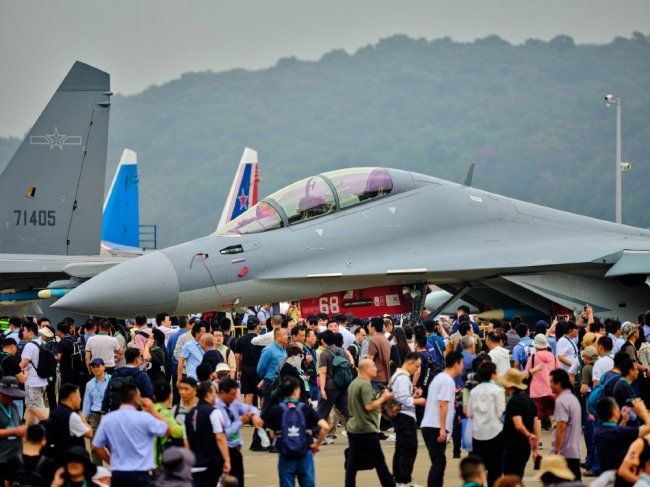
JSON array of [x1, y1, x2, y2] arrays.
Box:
[[256, 342, 286, 381]]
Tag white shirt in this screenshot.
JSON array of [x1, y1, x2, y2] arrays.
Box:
[[467, 382, 505, 440], [210, 408, 224, 433], [86, 334, 121, 368], [421, 371, 456, 432], [488, 346, 511, 375], [251, 332, 275, 347], [592, 355, 614, 382], [556, 336, 579, 372], [22, 340, 48, 387], [340, 328, 355, 349], [69, 411, 91, 437]]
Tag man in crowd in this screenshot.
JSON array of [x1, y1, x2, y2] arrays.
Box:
[[155, 312, 176, 345], [257, 304, 273, 328], [216, 377, 264, 486], [556, 322, 580, 375], [45, 383, 93, 467], [85, 319, 122, 374], [102, 348, 153, 412], [593, 336, 615, 386], [56, 321, 85, 388], [0, 376, 26, 485], [4, 424, 56, 486], [252, 314, 283, 347], [19, 322, 50, 426], [549, 368, 582, 480], [594, 396, 650, 476], [512, 323, 534, 371], [177, 321, 209, 382], [233, 318, 263, 406], [266, 376, 328, 487], [345, 359, 395, 487], [132, 314, 152, 350], [93, 383, 171, 486], [391, 352, 426, 487], [303, 328, 320, 405], [185, 381, 231, 485], [83, 358, 111, 464], [317, 330, 351, 433], [367, 317, 392, 392], [168, 315, 191, 404], [254, 327, 287, 451], [421, 351, 464, 487]]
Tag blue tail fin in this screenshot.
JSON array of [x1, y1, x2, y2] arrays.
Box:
[[216, 147, 259, 231], [101, 149, 140, 251]]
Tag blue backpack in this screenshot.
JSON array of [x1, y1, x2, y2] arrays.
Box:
[[279, 402, 309, 458], [587, 372, 621, 416]]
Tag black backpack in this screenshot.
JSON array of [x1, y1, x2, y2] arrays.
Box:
[[105, 374, 135, 412], [28, 342, 56, 380], [419, 351, 442, 398], [10, 454, 47, 487], [62, 336, 84, 373]]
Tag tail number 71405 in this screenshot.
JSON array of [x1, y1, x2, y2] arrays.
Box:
[[13, 210, 56, 226]]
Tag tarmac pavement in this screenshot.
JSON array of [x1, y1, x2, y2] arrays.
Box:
[[239, 426, 557, 487]]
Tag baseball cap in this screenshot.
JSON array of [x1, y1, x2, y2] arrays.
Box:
[[89, 358, 105, 366], [216, 363, 231, 374]]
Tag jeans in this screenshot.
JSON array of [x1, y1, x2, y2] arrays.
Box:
[[422, 427, 447, 487], [451, 407, 463, 456], [473, 432, 504, 487], [590, 418, 602, 473], [584, 413, 595, 470], [345, 432, 395, 487], [393, 414, 418, 483], [278, 451, 315, 487]]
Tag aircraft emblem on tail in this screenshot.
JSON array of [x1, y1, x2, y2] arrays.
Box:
[[29, 126, 82, 150]]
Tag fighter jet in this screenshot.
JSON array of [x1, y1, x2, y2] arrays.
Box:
[[0, 61, 132, 315], [53, 166, 650, 320]]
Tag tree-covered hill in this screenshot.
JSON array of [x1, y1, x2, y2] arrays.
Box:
[[2, 33, 649, 249]]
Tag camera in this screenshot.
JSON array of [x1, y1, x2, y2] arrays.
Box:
[[604, 94, 614, 103]]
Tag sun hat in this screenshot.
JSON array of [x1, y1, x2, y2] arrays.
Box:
[[533, 334, 549, 350], [535, 455, 575, 481], [498, 368, 528, 390]]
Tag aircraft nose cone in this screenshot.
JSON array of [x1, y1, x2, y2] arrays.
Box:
[[53, 251, 180, 317]]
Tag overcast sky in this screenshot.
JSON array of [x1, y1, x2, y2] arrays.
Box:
[[1, 0, 648, 136]]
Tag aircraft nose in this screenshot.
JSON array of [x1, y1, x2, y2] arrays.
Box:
[[52, 251, 180, 317]]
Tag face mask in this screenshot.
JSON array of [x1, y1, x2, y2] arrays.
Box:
[[288, 356, 302, 368]]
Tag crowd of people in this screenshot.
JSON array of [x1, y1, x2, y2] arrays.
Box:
[[2, 304, 650, 487]]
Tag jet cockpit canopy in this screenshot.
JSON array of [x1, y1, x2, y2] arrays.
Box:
[[217, 167, 394, 236]]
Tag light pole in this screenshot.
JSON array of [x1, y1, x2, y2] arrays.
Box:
[[605, 94, 623, 224]]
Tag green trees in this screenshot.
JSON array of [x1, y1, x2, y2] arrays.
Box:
[[1, 33, 648, 248]]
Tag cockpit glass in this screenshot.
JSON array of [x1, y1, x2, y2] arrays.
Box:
[[267, 176, 335, 225], [216, 202, 283, 235], [322, 168, 393, 208]]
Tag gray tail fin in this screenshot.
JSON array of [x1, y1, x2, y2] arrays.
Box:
[[0, 61, 111, 256]]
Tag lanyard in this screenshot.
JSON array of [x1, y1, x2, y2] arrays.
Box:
[[93, 374, 110, 399], [563, 336, 578, 355], [195, 341, 204, 357], [0, 403, 14, 428]]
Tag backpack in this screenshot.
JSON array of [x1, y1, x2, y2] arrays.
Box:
[[105, 374, 135, 412], [325, 348, 354, 390], [419, 351, 443, 398], [28, 342, 56, 379], [63, 335, 85, 373], [10, 454, 47, 487], [587, 372, 621, 416], [278, 402, 309, 458]]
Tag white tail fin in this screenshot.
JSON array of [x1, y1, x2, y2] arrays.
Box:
[[216, 147, 259, 231]]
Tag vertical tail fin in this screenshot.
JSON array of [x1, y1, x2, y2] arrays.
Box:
[[0, 61, 110, 256], [101, 149, 140, 251], [216, 147, 259, 230]]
